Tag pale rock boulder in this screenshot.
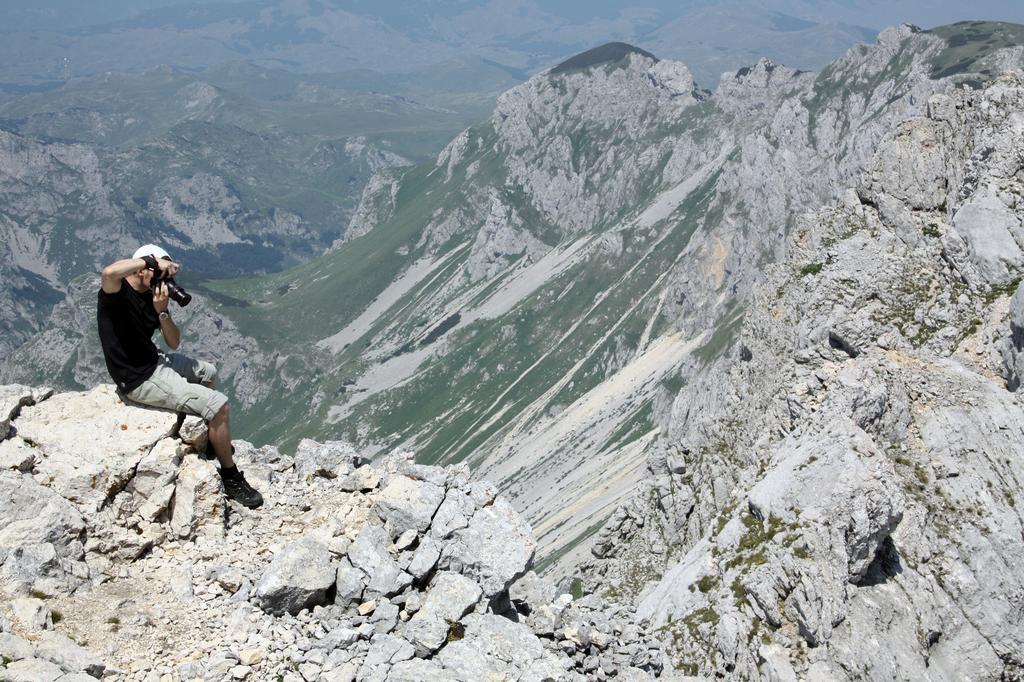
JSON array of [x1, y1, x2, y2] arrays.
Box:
[[759, 643, 799, 682], [403, 572, 482, 653], [169, 456, 224, 540], [1001, 281, 1024, 390], [863, 118, 951, 211], [292, 438, 360, 480], [0, 437, 37, 472], [0, 470, 86, 560], [465, 193, 549, 282], [373, 475, 445, 539], [437, 613, 563, 680], [438, 496, 536, 598], [348, 524, 412, 597], [357, 633, 415, 678], [254, 538, 336, 616], [429, 488, 475, 540], [33, 630, 105, 677], [388, 658, 457, 681], [338, 464, 381, 492], [10, 596, 52, 631], [2, 657, 66, 682], [952, 190, 1024, 286], [747, 418, 904, 583], [406, 535, 440, 579], [128, 437, 182, 523], [0, 632, 34, 661], [0, 470, 87, 594], [647, 59, 698, 100], [340, 167, 404, 243], [0, 384, 52, 440], [14, 385, 179, 510], [1, 543, 67, 595], [334, 557, 365, 604], [83, 508, 157, 564]]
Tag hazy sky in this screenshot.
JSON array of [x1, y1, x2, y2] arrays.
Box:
[[4, 0, 1024, 33], [2, 0, 1023, 89]]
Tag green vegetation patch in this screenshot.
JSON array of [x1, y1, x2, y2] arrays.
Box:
[[927, 22, 1024, 81], [799, 262, 824, 277], [446, 620, 466, 642], [696, 574, 720, 593], [724, 512, 797, 572]]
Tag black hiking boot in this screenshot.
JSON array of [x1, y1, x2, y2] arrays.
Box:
[[220, 468, 263, 508]]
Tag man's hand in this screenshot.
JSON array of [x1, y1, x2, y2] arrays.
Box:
[[153, 282, 170, 313], [156, 258, 180, 278]]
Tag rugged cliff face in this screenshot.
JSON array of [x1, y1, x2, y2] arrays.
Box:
[[5, 24, 1024, 581], [582, 70, 1024, 679]]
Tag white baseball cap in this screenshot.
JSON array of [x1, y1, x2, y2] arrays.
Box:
[[132, 244, 171, 261]]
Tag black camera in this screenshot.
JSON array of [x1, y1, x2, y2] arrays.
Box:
[[142, 254, 192, 307], [157, 273, 192, 307]]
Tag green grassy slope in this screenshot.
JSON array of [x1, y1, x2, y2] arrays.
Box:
[[928, 21, 1024, 81]]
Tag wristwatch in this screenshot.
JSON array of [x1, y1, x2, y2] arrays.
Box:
[[159, 311, 170, 321]]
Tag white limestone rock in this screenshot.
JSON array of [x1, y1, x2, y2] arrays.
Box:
[[0, 384, 52, 441], [437, 613, 562, 680], [355, 632, 415, 681], [388, 658, 456, 681], [33, 630, 105, 677], [0, 437, 38, 472], [863, 117, 951, 211], [347, 524, 412, 597], [254, 538, 336, 616], [952, 190, 1024, 286], [372, 475, 445, 539], [292, 438, 360, 480], [13, 385, 178, 510], [438, 496, 536, 598], [647, 59, 698, 100], [0, 471, 86, 560], [334, 557, 365, 604], [1001, 281, 1024, 390], [2, 657, 65, 682], [10, 596, 52, 631], [747, 418, 904, 583], [129, 437, 182, 523], [0, 632, 34, 662], [169, 456, 224, 540], [402, 572, 482, 654]]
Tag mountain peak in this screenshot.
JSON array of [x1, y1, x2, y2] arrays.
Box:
[[550, 42, 657, 75]]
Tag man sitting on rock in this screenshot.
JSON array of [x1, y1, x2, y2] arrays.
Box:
[[97, 244, 263, 508]]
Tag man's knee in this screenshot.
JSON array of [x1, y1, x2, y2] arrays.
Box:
[[211, 402, 230, 423]]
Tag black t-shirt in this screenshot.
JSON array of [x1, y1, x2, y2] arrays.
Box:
[[96, 279, 160, 393]]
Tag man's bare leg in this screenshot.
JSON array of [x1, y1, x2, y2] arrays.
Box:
[[208, 404, 236, 469], [208, 403, 262, 507]]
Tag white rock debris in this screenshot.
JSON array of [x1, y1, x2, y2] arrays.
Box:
[[0, 385, 663, 681]]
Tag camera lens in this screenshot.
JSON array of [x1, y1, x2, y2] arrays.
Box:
[[164, 277, 192, 307]]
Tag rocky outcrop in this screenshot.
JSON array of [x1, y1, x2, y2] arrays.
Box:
[[583, 71, 1024, 679], [0, 384, 664, 681]]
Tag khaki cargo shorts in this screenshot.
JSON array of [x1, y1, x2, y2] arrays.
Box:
[[124, 352, 227, 422]]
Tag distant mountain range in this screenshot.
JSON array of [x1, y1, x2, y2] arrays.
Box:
[[4, 1, 1023, 93], [0, 0, 983, 93]]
